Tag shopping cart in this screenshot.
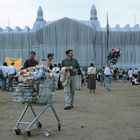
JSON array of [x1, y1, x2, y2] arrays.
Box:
[[12, 78, 61, 137]]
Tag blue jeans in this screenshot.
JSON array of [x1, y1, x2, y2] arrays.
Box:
[[1, 77, 6, 90], [100, 75, 105, 86], [105, 75, 111, 91], [64, 76, 75, 107]]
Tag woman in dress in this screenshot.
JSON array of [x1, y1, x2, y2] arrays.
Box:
[[87, 63, 96, 93]]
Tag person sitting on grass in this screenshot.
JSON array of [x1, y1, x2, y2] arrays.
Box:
[[132, 77, 139, 85]]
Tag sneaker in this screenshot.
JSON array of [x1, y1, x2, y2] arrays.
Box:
[[107, 88, 111, 91], [64, 106, 71, 110]]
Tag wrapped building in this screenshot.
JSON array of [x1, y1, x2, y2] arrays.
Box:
[[0, 4, 140, 68]]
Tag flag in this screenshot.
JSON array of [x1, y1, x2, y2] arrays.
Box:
[[107, 12, 109, 36], [106, 12, 110, 64], [5, 57, 22, 68]]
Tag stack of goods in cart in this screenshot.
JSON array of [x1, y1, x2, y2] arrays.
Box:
[[13, 65, 53, 103], [18, 66, 52, 83]]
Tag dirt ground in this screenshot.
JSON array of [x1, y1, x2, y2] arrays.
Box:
[[0, 80, 140, 140]]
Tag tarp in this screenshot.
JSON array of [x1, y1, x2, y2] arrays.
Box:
[[1, 17, 140, 68], [5, 57, 22, 68], [0, 17, 96, 66]]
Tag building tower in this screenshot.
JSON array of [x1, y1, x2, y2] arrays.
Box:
[[90, 4, 101, 30], [33, 6, 46, 30]]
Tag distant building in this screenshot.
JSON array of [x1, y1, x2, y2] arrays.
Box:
[[0, 4, 140, 68]]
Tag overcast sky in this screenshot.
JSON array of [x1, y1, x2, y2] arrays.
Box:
[[0, 0, 139, 29]]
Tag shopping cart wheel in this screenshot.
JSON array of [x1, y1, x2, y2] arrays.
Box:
[[37, 122, 42, 128], [27, 131, 31, 137], [15, 128, 21, 135], [58, 124, 61, 131]]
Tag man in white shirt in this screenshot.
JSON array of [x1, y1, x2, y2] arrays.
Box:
[[104, 64, 112, 91], [7, 62, 16, 91], [0, 62, 8, 90], [128, 68, 133, 82]]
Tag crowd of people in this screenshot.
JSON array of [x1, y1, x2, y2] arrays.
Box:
[[0, 50, 80, 110], [1, 49, 140, 111], [80, 65, 140, 92], [106, 67, 140, 85], [97, 67, 140, 87], [0, 61, 16, 91]]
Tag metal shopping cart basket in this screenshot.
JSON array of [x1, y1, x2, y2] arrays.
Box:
[[12, 78, 61, 137]]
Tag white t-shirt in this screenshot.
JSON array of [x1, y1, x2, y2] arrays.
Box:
[[104, 67, 112, 76], [128, 70, 133, 78], [134, 69, 138, 75], [7, 65, 16, 75], [0, 66, 8, 77]]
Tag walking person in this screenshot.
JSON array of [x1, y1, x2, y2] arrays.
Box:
[[23, 51, 38, 69], [0, 62, 8, 91], [128, 68, 133, 83], [104, 64, 112, 91], [22, 51, 39, 94], [100, 66, 105, 86], [7, 62, 16, 91], [46, 53, 56, 95], [87, 63, 96, 93], [133, 68, 138, 78], [122, 70, 127, 83], [46, 53, 54, 70], [119, 68, 123, 80], [61, 49, 80, 110]]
